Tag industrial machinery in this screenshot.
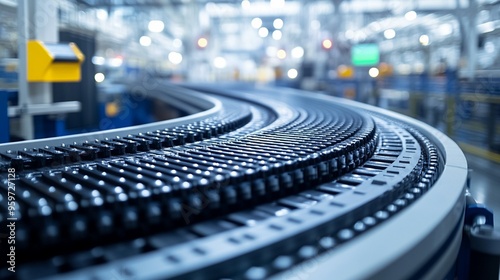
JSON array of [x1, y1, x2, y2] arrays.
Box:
[[0, 82, 493, 279]]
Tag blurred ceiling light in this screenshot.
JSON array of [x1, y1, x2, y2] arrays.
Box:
[[258, 27, 269, 38], [94, 73, 105, 83], [270, 0, 285, 8], [404, 11, 417, 21], [251, 18, 263, 29], [173, 38, 183, 48], [205, 2, 217, 13], [414, 63, 425, 74], [355, 31, 367, 41], [396, 64, 412, 75], [478, 9, 490, 24], [243, 59, 256, 69], [368, 22, 382, 32], [438, 23, 453, 36], [345, 30, 355, 40], [91, 56, 105, 65], [478, 21, 494, 33], [485, 41, 495, 53], [96, 9, 108, 21], [148, 20, 165, 33], [277, 49, 287, 59], [272, 30, 282, 40], [419, 35, 430, 46], [311, 20, 321, 30], [109, 57, 123, 67], [241, 0, 251, 9], [322, 39, 333, 50], [221, 22, 240, 34], [291, 46, 304, 58], [213, 57, 227, 69], [273, 18, 284, 29], [139, 36, 151, 47], [266, 46, 278, 57], [287, 68, 298, 79], [197, 37, 208, 48], [168, 52, 183, 65], [383, 29, 396, 39], [368, 67, 379, 78]]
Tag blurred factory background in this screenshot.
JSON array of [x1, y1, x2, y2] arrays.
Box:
[[0, 0, 499, 219]]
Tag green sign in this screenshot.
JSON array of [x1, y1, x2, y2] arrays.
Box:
[[351, 44, 380, 66]]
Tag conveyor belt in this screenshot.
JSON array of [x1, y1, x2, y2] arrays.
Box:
[[0, 82, 467, 280]]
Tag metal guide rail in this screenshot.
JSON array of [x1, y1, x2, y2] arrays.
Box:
[[0, 82, 468, 280]]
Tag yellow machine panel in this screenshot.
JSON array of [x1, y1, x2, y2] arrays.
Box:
[[27, 40, 85, 82]]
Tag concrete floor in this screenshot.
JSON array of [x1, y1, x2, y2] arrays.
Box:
[[466, 153, 500, 226]]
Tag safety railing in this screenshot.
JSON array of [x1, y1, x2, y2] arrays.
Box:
[[376, 73, 500, 163]]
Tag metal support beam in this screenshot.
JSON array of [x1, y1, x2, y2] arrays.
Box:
[[16, 0, 33, 140], [458, 0, 478, 80], [28, 0, 58, 105], [14, 0, 70, 140], [8, 101, 81, 117]]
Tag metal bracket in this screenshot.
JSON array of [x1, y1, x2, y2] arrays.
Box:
[[468, 225, 500, 256], [462, 193, 500, 280], [7, 101, 81, 117]]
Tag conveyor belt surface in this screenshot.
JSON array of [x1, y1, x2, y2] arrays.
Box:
[[0, 82, 467, 280]]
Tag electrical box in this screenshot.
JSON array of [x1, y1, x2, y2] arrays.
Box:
[[27, 40, 85, 82]]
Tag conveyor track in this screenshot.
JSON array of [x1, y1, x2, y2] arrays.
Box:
[[0, 82, 467, 280]]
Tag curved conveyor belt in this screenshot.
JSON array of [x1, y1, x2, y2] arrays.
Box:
[[0, 82, 467, 280]]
